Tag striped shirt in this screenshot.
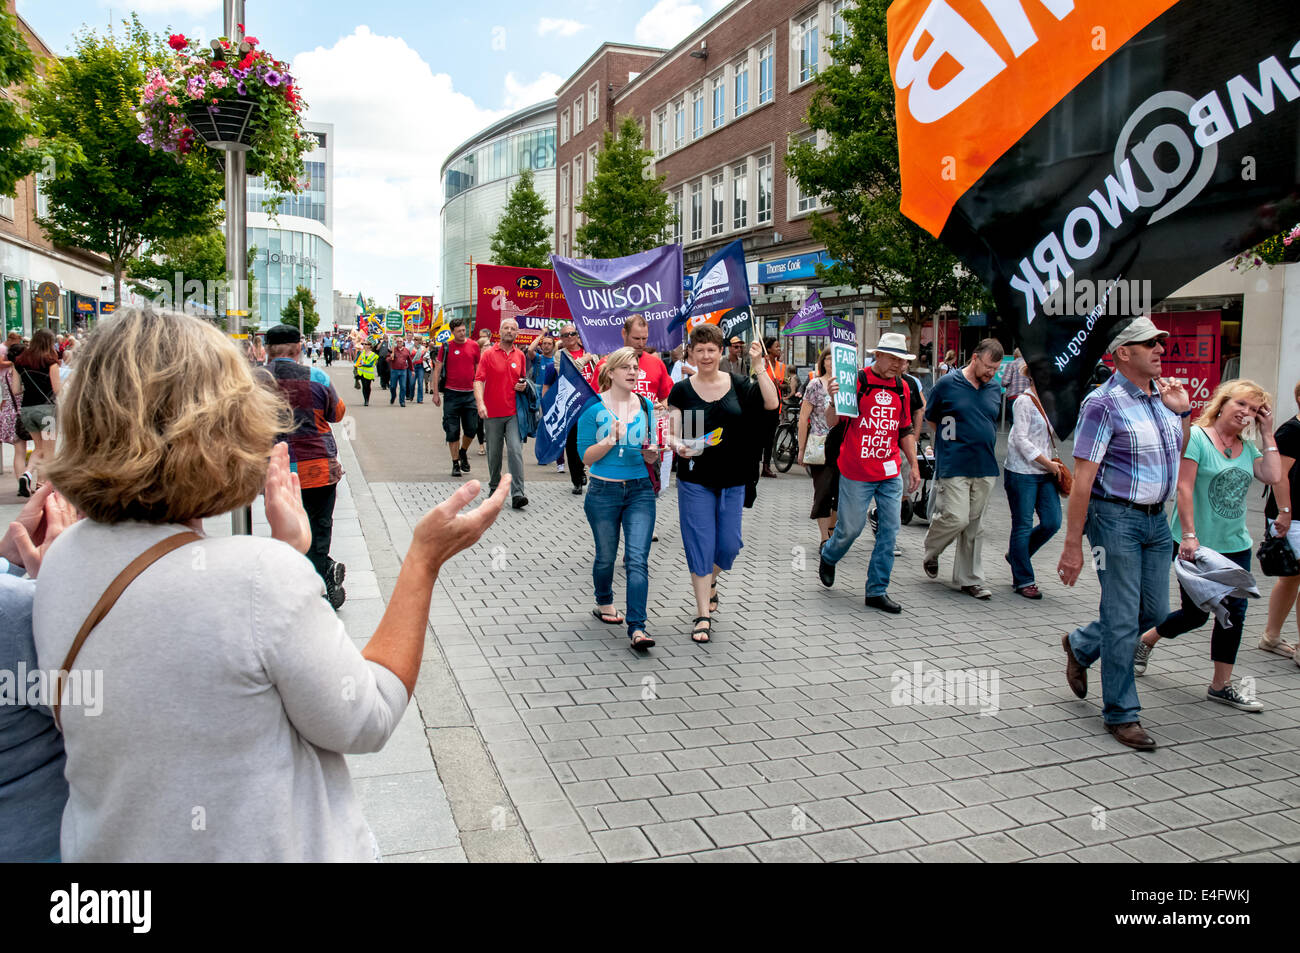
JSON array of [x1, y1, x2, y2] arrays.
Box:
[[1073, 371, 1183, 505], [269, 359, 347, 488]]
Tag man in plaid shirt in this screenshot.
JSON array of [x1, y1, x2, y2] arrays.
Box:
[[1057, 316, 1190, 751]]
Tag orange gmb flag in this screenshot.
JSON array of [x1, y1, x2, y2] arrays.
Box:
[[889, 0, 1178, 238]]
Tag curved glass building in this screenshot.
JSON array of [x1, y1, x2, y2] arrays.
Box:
[[440, 101, 556, 324]]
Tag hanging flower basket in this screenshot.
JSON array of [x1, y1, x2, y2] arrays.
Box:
[[137, 33, 311, 202], [182, 97, 258, 151]]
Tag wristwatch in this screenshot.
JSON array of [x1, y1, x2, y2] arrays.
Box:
[[1177, 410, 1191, 418]]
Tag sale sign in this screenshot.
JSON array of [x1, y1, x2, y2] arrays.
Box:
[[1153, 311, 1221, 417], [475, 264, 572, 346]]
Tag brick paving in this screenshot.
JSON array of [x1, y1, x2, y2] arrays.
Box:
[[381, 467, 1300, 863]]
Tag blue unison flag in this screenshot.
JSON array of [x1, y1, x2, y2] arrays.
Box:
[[535, 350, 597, 465], [670, 238, 753, 342]]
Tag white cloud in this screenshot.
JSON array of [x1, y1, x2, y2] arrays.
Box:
[[504, 71, 563, 110], [634, 0, 728, 48], [292, 26, 509, 302], [537, 18, 588, 38]]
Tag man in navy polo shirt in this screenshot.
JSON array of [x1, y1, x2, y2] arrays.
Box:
[[923, 338, 1004, 599]]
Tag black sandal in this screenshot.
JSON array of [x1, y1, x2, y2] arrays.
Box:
[[709, 580, 719, 612], [629, 630, 655, 651], [691, 616, 712, 644], [592, 608, 625, 625]]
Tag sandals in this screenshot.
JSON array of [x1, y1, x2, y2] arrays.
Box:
[[691, 616, 712, 644], [709, 579, 719, 612], [592, 608, 625, 625], [1258, 634, 1297, 658], [629, 629, 655, 651]]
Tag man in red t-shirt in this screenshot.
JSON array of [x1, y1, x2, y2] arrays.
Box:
[[816, 333, 922, 614], [388, 339, 411, 407], [474, 317, 529, 508], [432, 317, 480, 476]]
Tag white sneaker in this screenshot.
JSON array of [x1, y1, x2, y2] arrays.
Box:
[[556, 462, 565, 473]]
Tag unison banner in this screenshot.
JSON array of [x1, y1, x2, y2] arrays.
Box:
[[889, 0, 1300, 435], [671, 239, 753, 342], [551, 245, 684, 354], [781, 291, 855, 337], [474, 264, 571, 347]]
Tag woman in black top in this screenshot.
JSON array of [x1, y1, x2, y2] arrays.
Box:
[[13, 330, 60, 497], [666, 323, 779, 643], [1261, 378, 1300, 661]]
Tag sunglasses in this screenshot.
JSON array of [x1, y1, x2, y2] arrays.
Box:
[[1126, 337, 1165, 349], [560, 331, 577, 337]]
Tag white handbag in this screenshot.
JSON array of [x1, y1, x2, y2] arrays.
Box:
[[803, 433, 826, 465]]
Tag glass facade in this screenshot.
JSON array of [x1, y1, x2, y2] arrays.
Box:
[[248, 227, 334, 330], [441, 108, 558, 321], [443, 127, 557, 202], [247, 161, 327, 223]]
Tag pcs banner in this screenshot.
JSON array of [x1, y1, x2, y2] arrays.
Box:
[[889, 0, 1300, 435], [475, 264, 572, 347], [398, 295, 434, 335]]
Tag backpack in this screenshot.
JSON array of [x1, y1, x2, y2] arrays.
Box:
[[437, 344, 449, 393], [823, 370, 909, 471]]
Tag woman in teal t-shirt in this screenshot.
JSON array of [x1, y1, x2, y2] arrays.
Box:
[[577, 347, 663, 651], [1133, 380, 1282, 710]]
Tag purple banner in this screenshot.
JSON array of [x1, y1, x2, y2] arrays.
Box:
[[781, 292, 854, 337], [551, 244, 684, 354]]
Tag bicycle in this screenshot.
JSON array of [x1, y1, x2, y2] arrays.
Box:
[[771, 395, 802, 472]]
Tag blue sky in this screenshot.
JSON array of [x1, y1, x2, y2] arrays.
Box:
[[16, 0, 729, 301]]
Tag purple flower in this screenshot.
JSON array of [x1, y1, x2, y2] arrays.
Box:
[[263, 70, 282, 86], [229, 67, 248, 79], [237, 80, 247, 95]]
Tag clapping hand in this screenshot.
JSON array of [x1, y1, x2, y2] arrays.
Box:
[[265, 443, 311, 554], [410, 477, 508, 572], [2, 484, 80, 578]]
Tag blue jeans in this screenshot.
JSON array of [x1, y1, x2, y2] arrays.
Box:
[[584, 477, 655, 637], [1003, 470, 1061, 589], [1067, 499, 1172, 725], [820, 474, 901, 598], [407, 365, 425, 402], [388, 368, 407, 405]]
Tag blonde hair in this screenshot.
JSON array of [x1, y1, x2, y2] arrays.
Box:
[[1194, 378, 1272, 435], [46, 308, 292, 524], [598, 346, 639, 392]]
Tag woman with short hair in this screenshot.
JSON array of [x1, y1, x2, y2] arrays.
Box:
[[34, 308, 505, 861], [577, 346, 661, 650], [666, 323, 779, 643], [799, 347, 837, 544], [13, 329, 59, 497], [1133, 380, 1282, 710]]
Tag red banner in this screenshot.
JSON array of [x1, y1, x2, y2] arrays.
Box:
[[475, 264, 571, 346], [398, 294, 434, 334]]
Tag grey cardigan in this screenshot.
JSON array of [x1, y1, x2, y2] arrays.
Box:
[[33, 520, 408, 862]]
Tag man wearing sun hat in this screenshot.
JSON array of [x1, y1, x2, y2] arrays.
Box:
[[817, 332, 921, 614], [1056, 315, 1190, 751]]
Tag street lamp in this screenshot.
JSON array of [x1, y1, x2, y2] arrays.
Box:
[[224, 0, 252, 536]]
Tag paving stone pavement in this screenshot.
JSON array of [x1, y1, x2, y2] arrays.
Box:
[[382, 466, 1300, 863]]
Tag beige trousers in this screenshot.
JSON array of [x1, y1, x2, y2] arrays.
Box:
[[923, 475, 997, 587]]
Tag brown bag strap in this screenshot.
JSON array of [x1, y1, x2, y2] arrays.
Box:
[[1024, 391, 1060, 457], [54, 530, 201, 730]]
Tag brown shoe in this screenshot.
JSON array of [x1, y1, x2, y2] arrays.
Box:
[[761, 467, 777, 478], [1062, 633, 1086, 698], [1106, 721, 1157, 750]]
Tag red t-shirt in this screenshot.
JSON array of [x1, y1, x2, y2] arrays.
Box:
[[442, 339, 480, 392], [593, 351, 673, 401], [562, 345, 600, 388], [837, 368, 913, 483], [475, 344, 528, 418]]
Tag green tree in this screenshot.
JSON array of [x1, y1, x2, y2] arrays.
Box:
[[281, 285, 319, 335], [0, 5, 43, 197], [126, 229, 226, 302], [785, 0, 986, 357], [27, 17, 223, 307], [489, 167, 553, 267], [575, 115, 676, 258]]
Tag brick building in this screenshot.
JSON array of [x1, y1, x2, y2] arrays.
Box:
[[555, 0, 889, 373], [0, 0, 110, 335]]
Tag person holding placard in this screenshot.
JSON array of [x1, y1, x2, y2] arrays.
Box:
[[816, 333, 921, 614]]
